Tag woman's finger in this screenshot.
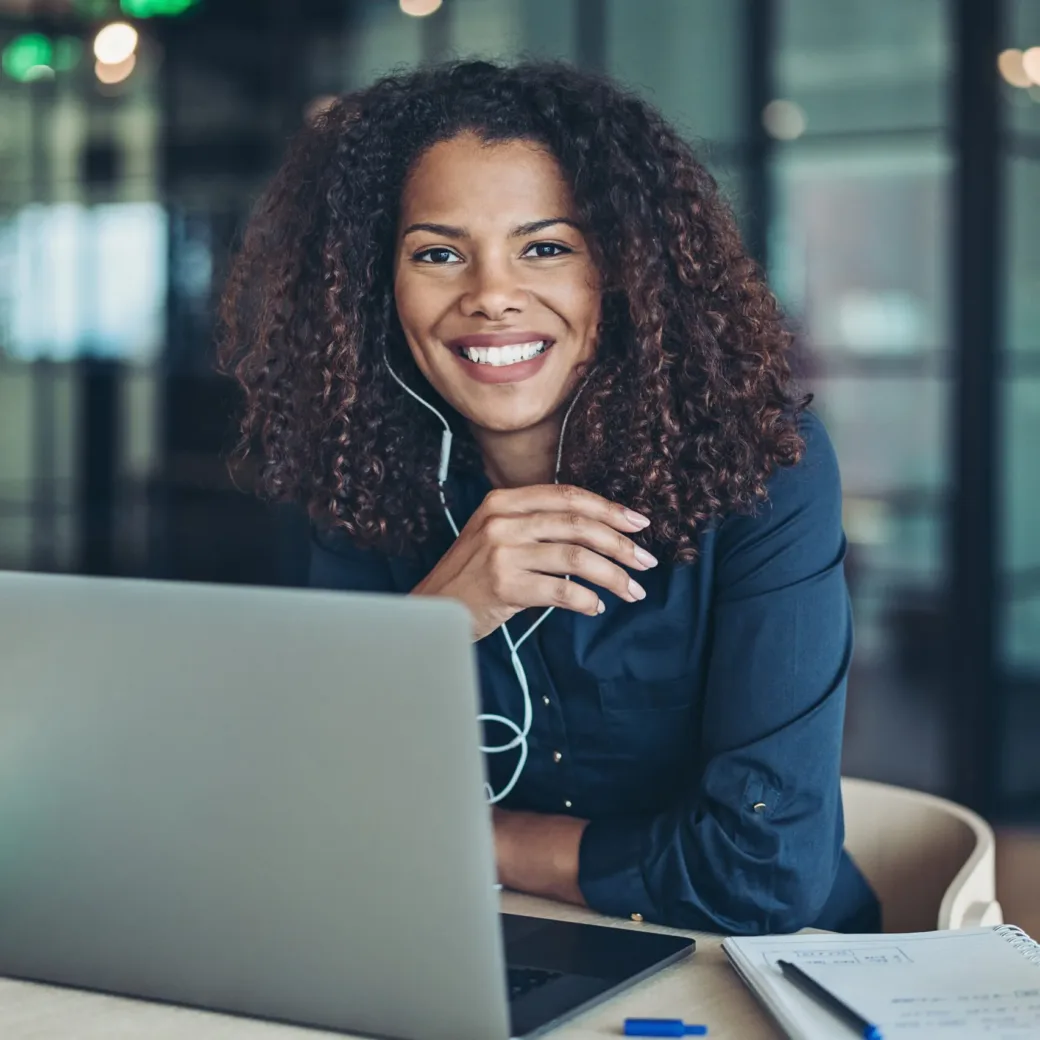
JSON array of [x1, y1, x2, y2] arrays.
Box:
[[513, 512, 658, 572], [512, 572, 608, 617], [480, 483, 650, 533], [520, 543, 645, 604]]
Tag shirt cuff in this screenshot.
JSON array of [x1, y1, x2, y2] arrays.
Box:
[[577, 815, 656, 922]]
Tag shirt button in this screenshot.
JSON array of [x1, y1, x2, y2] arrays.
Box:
[[542, 695, 551, 706], [552, 750, 563, 763], [753, 802, 767, 813], [630, 913, 644, 923], [564, 799, 573, 809]]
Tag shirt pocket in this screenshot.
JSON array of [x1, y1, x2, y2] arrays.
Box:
[[597, 672, 698, 714], [593, 673, 701, 802]]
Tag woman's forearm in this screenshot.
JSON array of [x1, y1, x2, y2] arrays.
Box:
[[492, 807, 589, 906]]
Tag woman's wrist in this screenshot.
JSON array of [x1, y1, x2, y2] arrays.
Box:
[[493, 807, 589, 906]]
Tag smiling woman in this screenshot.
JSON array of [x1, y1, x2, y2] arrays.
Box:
[[217, 60, 880, 937]]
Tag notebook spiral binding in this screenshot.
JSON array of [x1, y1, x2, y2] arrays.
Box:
[[998, 925, 1040, 965]]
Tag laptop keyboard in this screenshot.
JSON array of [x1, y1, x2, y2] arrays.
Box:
[[507, 965, 563, 1001]]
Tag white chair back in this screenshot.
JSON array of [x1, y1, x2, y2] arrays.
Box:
[[841, 776, 1003, 931]]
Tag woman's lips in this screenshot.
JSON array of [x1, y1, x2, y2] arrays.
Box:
[[450, 342, 555, 384], [446, 332, 557, 385]]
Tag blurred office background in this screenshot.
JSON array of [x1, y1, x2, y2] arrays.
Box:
[[1, 0, 1038, 894]]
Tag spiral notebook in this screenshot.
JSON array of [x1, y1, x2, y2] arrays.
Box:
[[723, 925, 1040, 1039]]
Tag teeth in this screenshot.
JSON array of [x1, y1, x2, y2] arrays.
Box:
[[461, 341, 548, 366]]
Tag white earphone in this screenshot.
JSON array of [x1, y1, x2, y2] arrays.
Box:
[[383, 351, 586, 803]]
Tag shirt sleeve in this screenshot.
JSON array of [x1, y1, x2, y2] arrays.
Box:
[[308, 525, 396, 592], [578, 412, 853, 934]]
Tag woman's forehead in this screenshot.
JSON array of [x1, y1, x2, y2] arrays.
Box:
[[400, 134, 576, 226]]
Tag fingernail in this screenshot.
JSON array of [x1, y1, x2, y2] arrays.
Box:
[[624, 509, 651, 529], [634, 546, 658, 569], [628, 579, 646, 601], [596, 599, 606, 614]]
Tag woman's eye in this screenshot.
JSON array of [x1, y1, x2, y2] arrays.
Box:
[[524, 242, 571, 259], [414, 247, 461, 264]]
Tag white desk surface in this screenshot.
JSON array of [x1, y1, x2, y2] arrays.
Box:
[[0, 891, 783, 1039]]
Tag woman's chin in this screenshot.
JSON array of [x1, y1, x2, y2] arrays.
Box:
[[466, 406, 559, 436], [439, 379, 571, 436]]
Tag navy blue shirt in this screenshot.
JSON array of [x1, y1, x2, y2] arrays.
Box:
[[309, 411, 879, 935]]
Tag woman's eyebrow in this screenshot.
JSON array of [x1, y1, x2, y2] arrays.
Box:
[[401, 221, 467, 238], [400, 217, 582, 239], [510, 217, 581, 237]]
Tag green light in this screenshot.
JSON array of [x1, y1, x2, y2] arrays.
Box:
[[119, 0, 202, 16], [2, 34, 54, 83], [54, 37, 84, 73]]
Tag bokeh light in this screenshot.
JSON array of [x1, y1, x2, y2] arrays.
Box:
[[399, 0, 443, 17], [1022, 47, 1040, 87], [95, 53, 137, 85], [762, 99, 808, 141], [2, 34, 54, 83], [94, 23, 139, 66], [998, 49, 1032, 88]]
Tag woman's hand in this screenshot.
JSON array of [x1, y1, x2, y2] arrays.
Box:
[[411, 484, 657, 641]]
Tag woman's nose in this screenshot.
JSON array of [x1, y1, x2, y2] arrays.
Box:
[[459, 259, 528, 320]]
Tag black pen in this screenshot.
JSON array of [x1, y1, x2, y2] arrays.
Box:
[[776, 960, 883, 1040]]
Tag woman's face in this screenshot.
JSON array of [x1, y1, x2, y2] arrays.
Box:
[[394, 132, 601, 435]]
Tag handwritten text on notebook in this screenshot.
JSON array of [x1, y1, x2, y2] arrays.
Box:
[[724, 927, 1040, 1039]]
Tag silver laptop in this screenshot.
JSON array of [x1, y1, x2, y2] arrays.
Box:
[[0, 571, 693, 1040]]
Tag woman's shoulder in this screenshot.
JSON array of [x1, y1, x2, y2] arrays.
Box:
[[713, 408, 843, 560], [770, 408, 841, 505]]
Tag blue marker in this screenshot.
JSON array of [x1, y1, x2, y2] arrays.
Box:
[[623, 1020, 708, 1037]]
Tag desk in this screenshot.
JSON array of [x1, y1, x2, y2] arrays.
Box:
[[0, 892, 783, 1039]]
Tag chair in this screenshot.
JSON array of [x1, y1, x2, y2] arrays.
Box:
[[841, 776, 1003, 932]]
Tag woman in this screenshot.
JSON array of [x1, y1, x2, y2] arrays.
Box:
[[218, 60, 879, 935]]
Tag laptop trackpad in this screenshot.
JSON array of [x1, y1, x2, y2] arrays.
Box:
[[502, 914, 695, 1038]]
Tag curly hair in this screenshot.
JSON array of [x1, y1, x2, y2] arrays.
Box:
[[218, 59, 808, 562]]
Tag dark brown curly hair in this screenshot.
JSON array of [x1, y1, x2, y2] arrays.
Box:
[[218, 59, 807, 562]]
